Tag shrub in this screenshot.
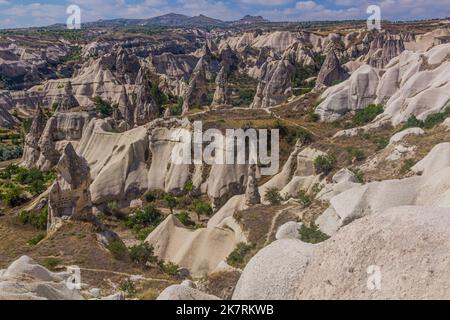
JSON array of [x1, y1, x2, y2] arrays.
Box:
[[299, 223, 329, 244], [176, 211, 192, 226], [119, 279, 137, 298], [129, 243, 157, 267], [159, 261, 179, 276], [183, 180, 194, 194], [352, 104, 383, 126], [350, 168, 365, 183], [347, 147, 366, 161], [307, 111, 320, 122], [297, 190, 312, 206], [144, 191, 157, 203], [289, 127, 313, 144], [403, 115, 424, 130], [0, 146, 23, 161], [226, 242, 255, 269], [18, 207, 48, 230], [42, 257, 61, 271], [105, 201, 124, 219], [164, 194, 178, 214], [93, 96, 113, 118], [1, 183, 26, 207], [27, 233, 45, 246], [264, 188, 283, 205], [400, 158, 416, 175], [107, 239, 128, 260], [314, 154, 337, 175], [126, 204, 162, 229], [136, 226, 155, 241], [192, 199, 213, 221]]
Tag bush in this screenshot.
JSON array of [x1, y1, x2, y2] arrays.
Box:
[[264, 188, 283, 205], [1, 183, 26, 207], [314, 154, 337, 175], [129, 242, 157, 267], [352, 104, 383, 126], [18, 207, 48, 230], [350, 168, 365, 183], [402, 107, 450, 130], [0, 146, 23, 161], [192, 200, 213, 221], [347, 147, 366, 161], [27, 233, 45, 246], [119, 279, 137, 298], [403, 115, 424, 130], [159, 261, 179, 276], [126, 204, 162, 229], [42, 257, 61, 271], [400, 158, 416, 175], [93, 96, 113, 118], [144, 191, 157, 203], [297, 190, 312, 206], [164, 194, 178, 214], [226, 242, 255, 269], [299, 223, 329, 244], [107, 239, 128, 260], [288, 127, 313, 144], [105, 201, 124, 219], [176, 211, 192, 226]]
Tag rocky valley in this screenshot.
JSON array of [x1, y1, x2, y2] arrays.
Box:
[[0, 13, 450, 301]]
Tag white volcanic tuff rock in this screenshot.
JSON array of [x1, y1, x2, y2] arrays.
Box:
[[150, 52, 198, 97], [77, 118, 253, 206], [0, 256, 83, 300], [315, 50, 349, 88], [77, 119, 150, 205], [316, 142, 450, 236], [182, 56, 212, 114], [389, 127, 424, 145], [298, 206, 450, 299], [22, 112, 92, 170], [315, 64, 380, 121], [250, 59, 294, 109], [316, 43, 450, 125], [157, 283, 220, 300], [245, 164, 261, 205], [282, 42, 316, 66], [48, 143, 93, 231], [0, 104, 16, 128], [22, 107, 46, 167], [146, 214, 246, 277], [211, 65, 228, 106], [365, 33, 405, 68], [275, 221, 303, 240], [232, 239, 315, 300]]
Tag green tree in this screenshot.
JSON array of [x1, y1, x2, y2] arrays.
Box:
[[164, 194, 178, 214], [192, 199, 213, 221]]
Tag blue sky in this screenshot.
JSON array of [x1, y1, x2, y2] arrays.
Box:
[[0, 0, 449, 28]]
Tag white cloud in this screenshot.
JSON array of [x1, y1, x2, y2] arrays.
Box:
[[239, 0, 293, 6]]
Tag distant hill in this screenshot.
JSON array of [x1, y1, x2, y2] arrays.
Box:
[[79, 13, 268, 29]]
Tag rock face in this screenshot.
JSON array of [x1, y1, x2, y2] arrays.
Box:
[[232, 239, 315, 300], [298, 206, 450, 299], [316, 142, 450, 235], [22, 108, 47, 167], [250, 59, 294, 109], [182, 56, 211, 114], [315, 50, 348, 88], [0, 104, 16, 128], [366, 33, 405, 68], [212, 65, 228, 106], [316, 43, 450, 125], [0, 256, 83, 300], [22, 111, 92, 170], [157, 283, 220, 300], [145, 214, 245, 277], [48, 143, 93, 231], [245, 164, 261, 205]]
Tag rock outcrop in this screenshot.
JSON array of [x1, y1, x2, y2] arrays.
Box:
[[232, 239, 315, 300], [245, 164, 261, 205], [316, 43, 450, 125], [0, 256, 83, 300], [22, 107, 46, 167], [299, 206, 450, 299], [211, 65, 228, 106], [315, 50, 348, 88], [48, 143, 93, 231], [250, 59, 294, 109]]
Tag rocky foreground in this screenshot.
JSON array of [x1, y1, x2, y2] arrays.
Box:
[[0, 19, 449, 300]]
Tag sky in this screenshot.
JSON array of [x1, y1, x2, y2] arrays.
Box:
[[0, 0, 449, 29]]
